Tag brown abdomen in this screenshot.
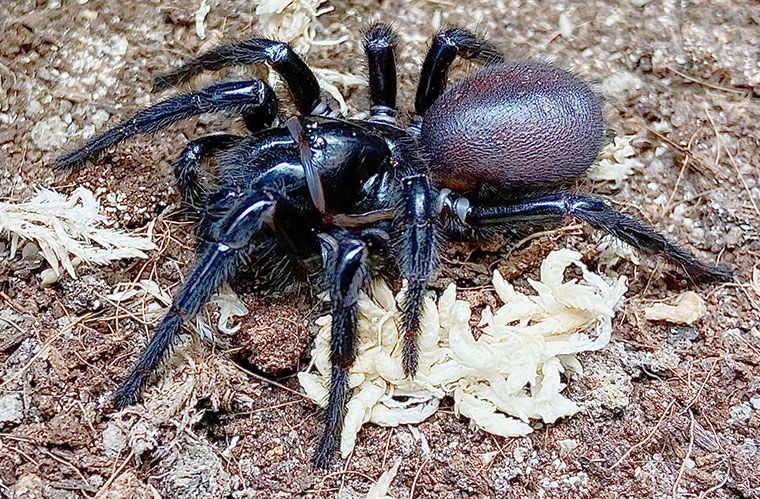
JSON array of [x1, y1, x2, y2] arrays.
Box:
[[419, 62, 605, 192]]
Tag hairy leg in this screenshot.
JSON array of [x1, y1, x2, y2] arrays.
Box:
[[113, 190, 277, 407], [363, 22, 398, 123], [174, 134, 244, 210], [414, 27, 504, 116], [313, 232, 370, 468], [396, 174, 439, 376], [463, 192, 732, 282], [153, 38, 333, 116], [55, 80, 277, 170]]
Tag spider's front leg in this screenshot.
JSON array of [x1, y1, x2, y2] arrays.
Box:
[[114, 190, 277, 406], [457, 192, 732, 282], [54, 79, 277, 170], [174, 134, 244, 210], [364, 22, 398, 123], [153, 37, 334, 117], [313, 232, 371, 469], [396, 174, 440, 376]]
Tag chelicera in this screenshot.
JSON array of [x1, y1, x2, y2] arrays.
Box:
[[54, 23, 731, 468]]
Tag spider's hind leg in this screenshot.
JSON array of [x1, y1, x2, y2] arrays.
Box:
[[113, 190, 277, 407], [414, 27, 504, 117], [463, 192, 733, 282]]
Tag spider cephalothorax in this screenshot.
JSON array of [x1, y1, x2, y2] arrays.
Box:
[[54, 23, 731, 468]]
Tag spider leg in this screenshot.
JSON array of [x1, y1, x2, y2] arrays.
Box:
[[174, 134, 243, 210], [363, 22, 398, 123], [397, 174, 439, 376], [414, 28, 504, 116], [113, 190, 276, 407], [462, 192, 733, 282], [313, 232, 370, 469], [153, 38, 334, 117], [55, 80, 277, 170]]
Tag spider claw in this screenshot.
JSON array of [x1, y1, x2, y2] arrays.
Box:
[[402, 336, 419, 378], [312, 432, 336, 469], [112, 371, 144, 409], [684, 261, 733, 283]]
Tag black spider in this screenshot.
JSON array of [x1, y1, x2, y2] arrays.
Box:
[[53, 23, 731, 469]]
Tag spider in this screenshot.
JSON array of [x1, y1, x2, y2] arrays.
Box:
[[54, 23, 732, 468]]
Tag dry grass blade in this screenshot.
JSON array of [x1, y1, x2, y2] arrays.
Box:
[[611, 399, 676, 469], [409, 457, 431, 499], [661, 132, 697, 216], [666, 65, 752, 96], [95, 450, 134, 498], [671, 410, 695, 498]]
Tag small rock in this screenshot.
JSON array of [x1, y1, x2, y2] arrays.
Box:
[[0, 393, 23, 424], [729, 402, 753, 424], [513, 446, 529, 463], [100, 469, 158, 498], [491, 466, 521, 495], [30, 116, 70, 150], [667, 326, 699, 345], [396, 430, 415, 457], [740, 439, 758, 458], [479, 450, 498, 466], [160, 442, 232, 499], [88, 475, 104, 490], [558, 438, 579, 452], [12, 474, 45, 497], [60, 275, 108, 313], [102, 422, 128, 457], [583, 355, 633, 417]]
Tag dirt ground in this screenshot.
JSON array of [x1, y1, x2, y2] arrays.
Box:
[[1, 0, 759, 497]]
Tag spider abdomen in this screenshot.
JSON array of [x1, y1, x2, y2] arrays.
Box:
[[420, 61, 605, 192]]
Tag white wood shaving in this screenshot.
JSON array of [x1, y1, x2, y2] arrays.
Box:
[[312, 67, 367, 116], [256, 0, 329, 54], [299, 249, 628, 458], [108, 279, 249, 340], [255, 1, 362, 114], [586, 136, 643, 188], [751, 265, 760, 298], [644, 291, 706, 325], [195, 0, 211, 40], [596, 233, 641, 271], [365, 458, 401, 499], [204, 283, 249, 335], [0, 187, 156, 280]]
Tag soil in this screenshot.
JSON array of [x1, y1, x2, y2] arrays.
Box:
[[1, 0, 759, 498]]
